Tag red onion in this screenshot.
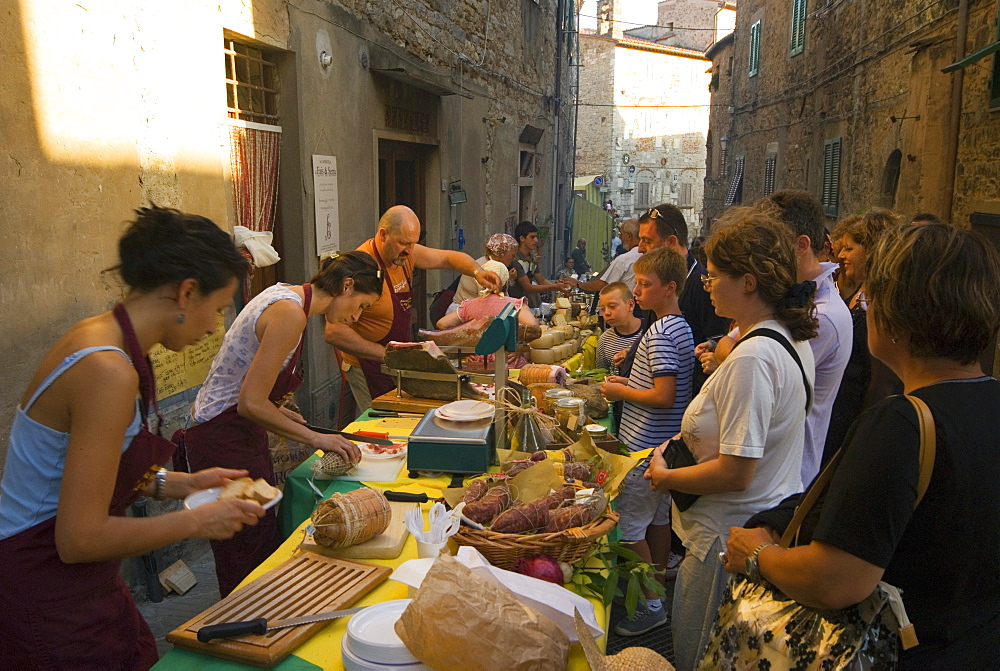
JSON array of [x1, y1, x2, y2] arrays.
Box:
[[514, 554, 564, 584]]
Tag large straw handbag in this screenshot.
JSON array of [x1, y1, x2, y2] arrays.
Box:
[[699, 395, 934, 671]]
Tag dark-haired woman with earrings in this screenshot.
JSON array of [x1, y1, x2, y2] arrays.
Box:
[[174, 250, 382, 596], [0, 206, 260, 669]]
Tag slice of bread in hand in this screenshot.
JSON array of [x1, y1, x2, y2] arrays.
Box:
[[248, 478, 280, 505], [218, 477, 254, 501]]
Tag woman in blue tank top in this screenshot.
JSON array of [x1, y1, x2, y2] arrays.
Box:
[[0, 206, 260, 670]]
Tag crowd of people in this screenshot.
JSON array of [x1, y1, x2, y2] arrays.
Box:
[[1, 194, 998, 669]]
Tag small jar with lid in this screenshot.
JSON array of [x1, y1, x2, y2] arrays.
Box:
[[542, 388, 574, 414], [583, 424, 608, 442], [554, 397, 587, 437]]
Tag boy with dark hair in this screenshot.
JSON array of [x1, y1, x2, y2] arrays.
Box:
[[601, 247, 695, 636], [508, 221, 566, 307]]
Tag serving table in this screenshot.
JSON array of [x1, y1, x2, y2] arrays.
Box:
[[153, 410, 610, 670]]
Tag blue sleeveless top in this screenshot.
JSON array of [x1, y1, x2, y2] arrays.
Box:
[[0, 347, 142, 539]]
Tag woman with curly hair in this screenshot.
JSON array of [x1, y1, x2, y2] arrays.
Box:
[[823, 208, 903, 466], [645, 208, 818, 669]]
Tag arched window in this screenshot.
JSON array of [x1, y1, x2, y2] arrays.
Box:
[[881, 149, 902, 208]]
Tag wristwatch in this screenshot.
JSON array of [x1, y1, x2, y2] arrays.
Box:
[[153, 467, 167, 501], [745, 542, 776, 583]]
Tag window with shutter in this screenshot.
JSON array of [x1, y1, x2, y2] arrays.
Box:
[[637, 182, 651, 209], [790, 0, 807, 57], [822, 138, 842, 217], [991, 21, 1000, 109], [749, 21, 761, 77], [680, 183, 693, 208], [764, 155, 777, 195], [726, 157, 745, 206]]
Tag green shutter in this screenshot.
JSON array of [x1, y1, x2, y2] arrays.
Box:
[[992, 19, 1000, 108], [749, 21, 761, 77], [791, 0, 807, 56], [822, 138, 841, 217]]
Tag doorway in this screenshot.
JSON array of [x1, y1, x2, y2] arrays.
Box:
[[378, 139, 429, 332]]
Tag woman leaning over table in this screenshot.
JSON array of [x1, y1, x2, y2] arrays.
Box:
[[725, 224, 1000, 668], [0, 207, 263, 670], [175, 251, 380, 596], [645, 209, 817, 670]]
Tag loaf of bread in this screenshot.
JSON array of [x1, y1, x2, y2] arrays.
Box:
[[218, 477, 280, 505]]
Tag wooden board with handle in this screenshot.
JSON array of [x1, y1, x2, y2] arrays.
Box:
[[371, 389, 448, 413], [299, 500, 418, 560], [166, 552, 390, 667]]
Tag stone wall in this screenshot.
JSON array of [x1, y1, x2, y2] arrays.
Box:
[[710, 0, 1000, 229]]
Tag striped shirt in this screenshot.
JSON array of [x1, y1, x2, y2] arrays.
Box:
[[618, 314, 695, 452], [596, 325, 643, 375]]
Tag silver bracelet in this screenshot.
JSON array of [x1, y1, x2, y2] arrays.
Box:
[[153, 467, 167, 501], [745, 542, 776, 583]]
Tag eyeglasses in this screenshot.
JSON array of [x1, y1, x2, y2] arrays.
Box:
[[700, 274, 721, 290]]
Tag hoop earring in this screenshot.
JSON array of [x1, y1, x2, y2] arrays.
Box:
[[176, 313, 186, 324]]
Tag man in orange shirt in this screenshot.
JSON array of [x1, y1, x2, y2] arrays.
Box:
[[325, 205, 502, 411]]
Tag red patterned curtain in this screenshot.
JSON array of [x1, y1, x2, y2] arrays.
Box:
[[228, 124, 280, 302]]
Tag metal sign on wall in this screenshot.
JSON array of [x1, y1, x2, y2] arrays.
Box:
[[313, 155, 340, 256]]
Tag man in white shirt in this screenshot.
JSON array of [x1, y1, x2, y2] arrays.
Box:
[[565, 219, 642, 292]]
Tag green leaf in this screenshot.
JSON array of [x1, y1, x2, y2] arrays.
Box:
[[641, 574, 667, 597], [614, 546, 643, 563], [625, 573, 641, 618], [602, 568, 620, 606]]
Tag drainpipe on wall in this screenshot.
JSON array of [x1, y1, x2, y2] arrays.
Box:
[[942, 0, 970, 222]]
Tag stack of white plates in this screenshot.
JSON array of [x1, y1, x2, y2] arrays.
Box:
[[342, 600, 430, 670], [433, 400, 495, 422]]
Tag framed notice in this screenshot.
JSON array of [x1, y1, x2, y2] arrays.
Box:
[[313, 155, 340, 256]]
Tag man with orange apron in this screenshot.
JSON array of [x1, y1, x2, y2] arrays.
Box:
[[0, 305, 176, 669], [326, 205, 502, 412]]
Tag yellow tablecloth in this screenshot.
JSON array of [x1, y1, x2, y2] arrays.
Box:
[[154, 415, 608, 670]]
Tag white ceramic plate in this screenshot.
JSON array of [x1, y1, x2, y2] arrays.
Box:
[[433, 407, 494, 422], [183, 486, 283, 511], [346, 599, 421, 666], [438, 400, 494, 417], [359, 442, 408, 460]]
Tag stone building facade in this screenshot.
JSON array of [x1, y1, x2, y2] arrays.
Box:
[[0, 0, 577, 470], [575, 0, 730, 238], [704, 0, 1000, 231]]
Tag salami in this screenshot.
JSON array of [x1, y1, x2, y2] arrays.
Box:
[[463, 483, 512, 524]]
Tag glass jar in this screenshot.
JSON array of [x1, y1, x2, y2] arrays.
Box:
[[584, 424, 608, 442], [554, 397, 587, 438], [542, 388, 573, 414]]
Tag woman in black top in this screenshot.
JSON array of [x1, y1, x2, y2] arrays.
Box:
[[724, 224, 1000, 668]]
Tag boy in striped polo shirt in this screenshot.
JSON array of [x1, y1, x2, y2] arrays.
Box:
[[601, 247, 695, 636]]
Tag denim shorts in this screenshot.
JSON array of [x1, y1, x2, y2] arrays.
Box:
[[616, 461, 672, 541]]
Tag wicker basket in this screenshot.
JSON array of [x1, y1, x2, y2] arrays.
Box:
[[452, 511, 619, 570]]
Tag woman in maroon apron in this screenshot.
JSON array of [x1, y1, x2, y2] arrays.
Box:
[[0, 207, 262, 670], [175, 251, 382, 596]]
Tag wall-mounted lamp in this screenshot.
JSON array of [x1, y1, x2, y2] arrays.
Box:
[[320, 51, 333, 68], [448, 182, 468, 205], [719, 135, 728, 152]]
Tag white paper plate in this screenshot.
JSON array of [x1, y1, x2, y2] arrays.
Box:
[[346, 599, 421, 666], [183, 486, 282, 511], [342, 637, 430, 670], [433, 407, 494, 422], [358, 442, 407, 460]]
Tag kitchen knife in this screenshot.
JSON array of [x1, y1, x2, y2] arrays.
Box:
[[383, 491, 485, 529], [305, 425, 395, 445], [196, 605, 368, 642]]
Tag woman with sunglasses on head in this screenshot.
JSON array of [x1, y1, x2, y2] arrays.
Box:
[[723, 224, 1000, 668], [0, 207, 261, 669], [645, 208, 817, 670], [175, 251, 381, 596]]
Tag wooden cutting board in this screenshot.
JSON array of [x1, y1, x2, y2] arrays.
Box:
[[298, 500, 418, 559], [371, 389, 447, 413], [166, 552, 390, 667]]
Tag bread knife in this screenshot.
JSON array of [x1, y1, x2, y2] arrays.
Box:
[[196, 605, 368, 642], [305, 425, 395, 445]]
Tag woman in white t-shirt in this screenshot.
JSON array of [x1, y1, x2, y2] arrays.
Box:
[[645, 210, 818, 670]]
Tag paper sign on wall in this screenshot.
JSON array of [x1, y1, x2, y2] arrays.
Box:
[[313, 155, 340, 256], [149, 315, 225, 400]]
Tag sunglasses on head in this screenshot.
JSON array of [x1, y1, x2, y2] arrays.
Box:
[[644, 208, 682, 241]]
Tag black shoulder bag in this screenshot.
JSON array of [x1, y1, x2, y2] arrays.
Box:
[[662, 327, 812, 512]]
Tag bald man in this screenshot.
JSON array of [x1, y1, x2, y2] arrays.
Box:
[[325, 206, 501, 410]]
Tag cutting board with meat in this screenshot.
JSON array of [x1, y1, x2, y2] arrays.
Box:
[[166, 552, 390, 667], [298, 499, 418, 560]]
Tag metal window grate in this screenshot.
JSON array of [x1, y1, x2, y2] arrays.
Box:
[[822, 138, 842, 216], [764, 155, 777, 195], [225, 38, 279, 125]]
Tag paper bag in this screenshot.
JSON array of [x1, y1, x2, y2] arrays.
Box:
[[395, 552, 570, 670]]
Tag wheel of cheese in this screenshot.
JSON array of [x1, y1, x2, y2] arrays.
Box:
[[549, 330, 566, 345], [530, 348, 557, 364], [529, 332, 554, 349]]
